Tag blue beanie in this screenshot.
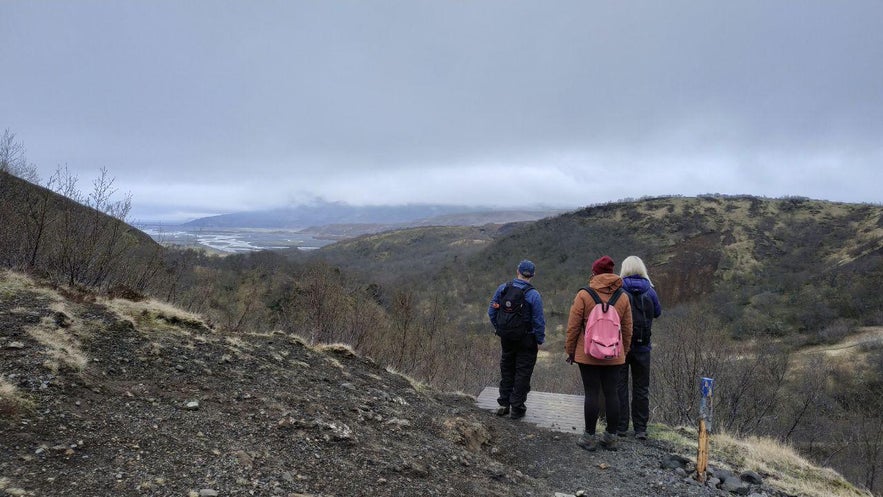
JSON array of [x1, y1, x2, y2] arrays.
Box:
[[517, 260, 536, 278]]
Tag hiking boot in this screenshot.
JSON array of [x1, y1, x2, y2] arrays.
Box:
[[576, 432, 598, 452], [509, 408, 526, 420], [495, 406, 510, 417], [635, 431, 648, 441], [600, 432, 618, 451], [616, 430, 628, 438]]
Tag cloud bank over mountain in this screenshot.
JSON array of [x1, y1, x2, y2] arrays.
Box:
[[3, 1, 881, 222]]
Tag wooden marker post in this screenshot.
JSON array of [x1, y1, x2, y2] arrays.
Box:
[[697, 418, 709, 482], [696, 377, 714, 483]]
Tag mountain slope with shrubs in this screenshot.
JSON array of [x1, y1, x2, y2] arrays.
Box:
[[303, 194, 883, 494], [0, 270, 870, 497], [311, 194, 883, 340], [3, 168, 882, 494]]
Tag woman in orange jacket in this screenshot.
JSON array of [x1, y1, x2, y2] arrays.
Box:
[[565, 255, 633, 451]]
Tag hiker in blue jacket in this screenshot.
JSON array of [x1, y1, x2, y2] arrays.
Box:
[[616, 255, 662, 440], [488, 259, 546, 420]]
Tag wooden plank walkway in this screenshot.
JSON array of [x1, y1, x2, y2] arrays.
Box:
[[475, 386, 585, 434]]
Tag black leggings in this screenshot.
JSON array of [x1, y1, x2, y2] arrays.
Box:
[[578, 363, 620, 435]]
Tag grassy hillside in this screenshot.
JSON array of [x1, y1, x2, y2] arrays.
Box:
[[312, 195, 883, 337], [296, 224, 507, 284]]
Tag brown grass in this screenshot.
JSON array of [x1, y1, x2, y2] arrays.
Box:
[[713, 432, 871, 497], [791, 326, 883, 376], [104, 297, 207, 336], [0, 376, 35, 418], [26, 317, 88, 373], [385, 365, 429, 393], [655, 424, 871, 497]]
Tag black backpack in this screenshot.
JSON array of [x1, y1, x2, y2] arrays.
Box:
[[495, 282, 534, 339], [627, 288, 654, 346]]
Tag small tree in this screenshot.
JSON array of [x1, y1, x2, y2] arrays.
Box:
[[0, 129, 39, 182]]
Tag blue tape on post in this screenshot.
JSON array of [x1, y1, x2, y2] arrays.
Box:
[[700, 377, 714, 398]]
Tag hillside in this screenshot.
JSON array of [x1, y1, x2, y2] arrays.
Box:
[[294, 224, 508, 284], [311, 195, 883, 336], [3, 177, 882, 494], [0, 170, 162, 290], [0, 271, 869, 497], [299, 195, 883, 494]]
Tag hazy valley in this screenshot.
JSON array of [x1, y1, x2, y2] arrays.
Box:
[[137, 205, 564, 253]]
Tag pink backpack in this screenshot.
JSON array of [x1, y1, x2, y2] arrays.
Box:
[[582, 287, 624, 360]]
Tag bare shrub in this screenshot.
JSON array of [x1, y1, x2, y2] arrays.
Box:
[[810, 319, 854, 346], [652, 303, 794, 436], [652, 303, 729, 428], [0, 129, 39, 182]]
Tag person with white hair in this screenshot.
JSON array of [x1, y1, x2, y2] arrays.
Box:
[[616, 255, 662, 440]]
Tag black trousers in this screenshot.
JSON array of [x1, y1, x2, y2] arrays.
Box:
[[617, 349, 651, 433], [578, 363, 620, 435], [497, 333, 538, 413]]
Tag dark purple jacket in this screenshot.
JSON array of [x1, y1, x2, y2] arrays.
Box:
[[622, 275, 661, 351]]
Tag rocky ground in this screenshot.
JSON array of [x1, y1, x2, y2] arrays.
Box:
[[0, 273, 798, 496]]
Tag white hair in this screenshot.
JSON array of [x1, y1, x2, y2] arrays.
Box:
[[620, 255, 653, 287]]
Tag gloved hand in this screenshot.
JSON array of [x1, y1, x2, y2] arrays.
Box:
[[565, 353, 575, 365]]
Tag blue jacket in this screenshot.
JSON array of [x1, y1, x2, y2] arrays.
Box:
[[621, 275, 661, 351], [488, 278, 546, 344]]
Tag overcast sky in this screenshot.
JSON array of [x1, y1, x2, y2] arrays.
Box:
[[2, 1, 882, 223]]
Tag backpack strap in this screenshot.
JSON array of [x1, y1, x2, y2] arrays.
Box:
[[579, 287, 622, 312], [580, 287, 600, 303], [608, 287, 624, 306], [502, 280, 532, 295], [521, 282, 535, 295], [500, 281, 534, 308]]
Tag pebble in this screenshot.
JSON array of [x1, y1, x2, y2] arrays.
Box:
[[385, 418, 411, 428], [185, 401, 200, 410], [5, 341, 25, 349], [722, 475, 751, 494], [741, 470, 764, 485], [199, 489, 219, 497], [683, 476, 702, 486]]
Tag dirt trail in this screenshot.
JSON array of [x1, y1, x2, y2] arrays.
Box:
[[797, 326, 883, 358]]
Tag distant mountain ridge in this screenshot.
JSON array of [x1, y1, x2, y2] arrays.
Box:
[[181, 201, 564, 229]]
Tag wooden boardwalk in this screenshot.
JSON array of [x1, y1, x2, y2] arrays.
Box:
[[475, 386, 585, 434]]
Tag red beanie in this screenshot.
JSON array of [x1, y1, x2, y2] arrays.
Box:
[[592, 255, 615, 275]]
